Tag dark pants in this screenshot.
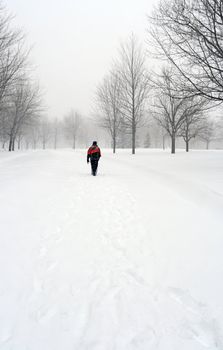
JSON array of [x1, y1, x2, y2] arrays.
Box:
[[91, 159, 99, 176]]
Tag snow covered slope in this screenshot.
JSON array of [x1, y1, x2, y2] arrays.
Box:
[[0, 149, 223, 349]]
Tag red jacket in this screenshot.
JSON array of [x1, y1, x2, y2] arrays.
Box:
[[87, 146, 101, 161]]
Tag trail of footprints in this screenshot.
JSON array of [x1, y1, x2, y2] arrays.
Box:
[[16, 175, 222, 349]]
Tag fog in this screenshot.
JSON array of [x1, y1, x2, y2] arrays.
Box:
[[7, 0, 156, 119]]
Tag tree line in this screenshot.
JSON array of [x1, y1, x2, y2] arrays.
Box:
[[0, 2, 44, 151], [2, 109, 96, 151], [1, 0, 223, 153], [95, 0, 223, 154], [0, 2, 94, 152]]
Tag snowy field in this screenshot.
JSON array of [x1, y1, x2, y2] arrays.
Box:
[[0, 148, 223, 350]]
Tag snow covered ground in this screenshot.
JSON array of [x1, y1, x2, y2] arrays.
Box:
[[0, 148, 223, 349]]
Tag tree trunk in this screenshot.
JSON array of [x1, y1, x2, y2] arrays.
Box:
[[162, 135, 165, 150], [121, 133, 125, 148], [113, 135, 116, 153], [54, 134, 57, 149], [9, 136, 13, 151], [12, 138, 15, 151], [171, 134, 175, 154], [18, 137, 21, 150], [132, 125, 136, 154], [186, 140, 189, 152], [73, 136, 76, 149]]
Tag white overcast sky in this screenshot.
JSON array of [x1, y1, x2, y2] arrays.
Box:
[[7, 0, 157, 118]]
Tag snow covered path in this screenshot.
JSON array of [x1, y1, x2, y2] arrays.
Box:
[[0, 149, 223, 349]]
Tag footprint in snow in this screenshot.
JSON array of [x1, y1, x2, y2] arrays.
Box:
[[35, 305, 57, 323], [55, 235, 63, 244], [0, 328, 13, 345], [179, 320, 221, 349], [33, 277, 44, 293], [168, 287, 222, 348], [39, 246, 47, 258], [128, 327, 157, 349], [46, 261, 58, 272], [168, 287, 206, 313]]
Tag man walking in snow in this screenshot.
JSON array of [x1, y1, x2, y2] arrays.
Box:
[[87, 141, 101, 176]]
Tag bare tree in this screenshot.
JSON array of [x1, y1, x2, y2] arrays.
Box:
[[0, 108, 8, 148], [52, 118, 59, 149], [117, 34, 150, 154], [28, 120, 41, 149], [144, 130, 151, 148], [64, 110, 81, 149], [96, 70, 122, 153], [146, 117, 166, 149], [0, 3, 27, 114], [151, 67, 209, 153], [40, 118, 51, 150], [0, 2, 38, 152], [198, 118, 222, 149], [6, 82, 42, 151], [117, 119, 131, 148], [149, 0, 223, 102], [179, 113, 207, 152]]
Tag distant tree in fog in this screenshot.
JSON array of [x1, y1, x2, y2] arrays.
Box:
[[63, 110, 82, 149], [152, 67, 209, 153], [116, 34, 150, 154], [199, 119, 218, 150], [96, 70, 122, 153], [144, 131, 151, 148], [23, 120, 41, 149], [30, 122, 41, 149], [40, 119, 51, 150], [53, 118, 59, 149], [6, 82, 42, 151], [179, 114, 207, 152], [0, 110, 8, 149]]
